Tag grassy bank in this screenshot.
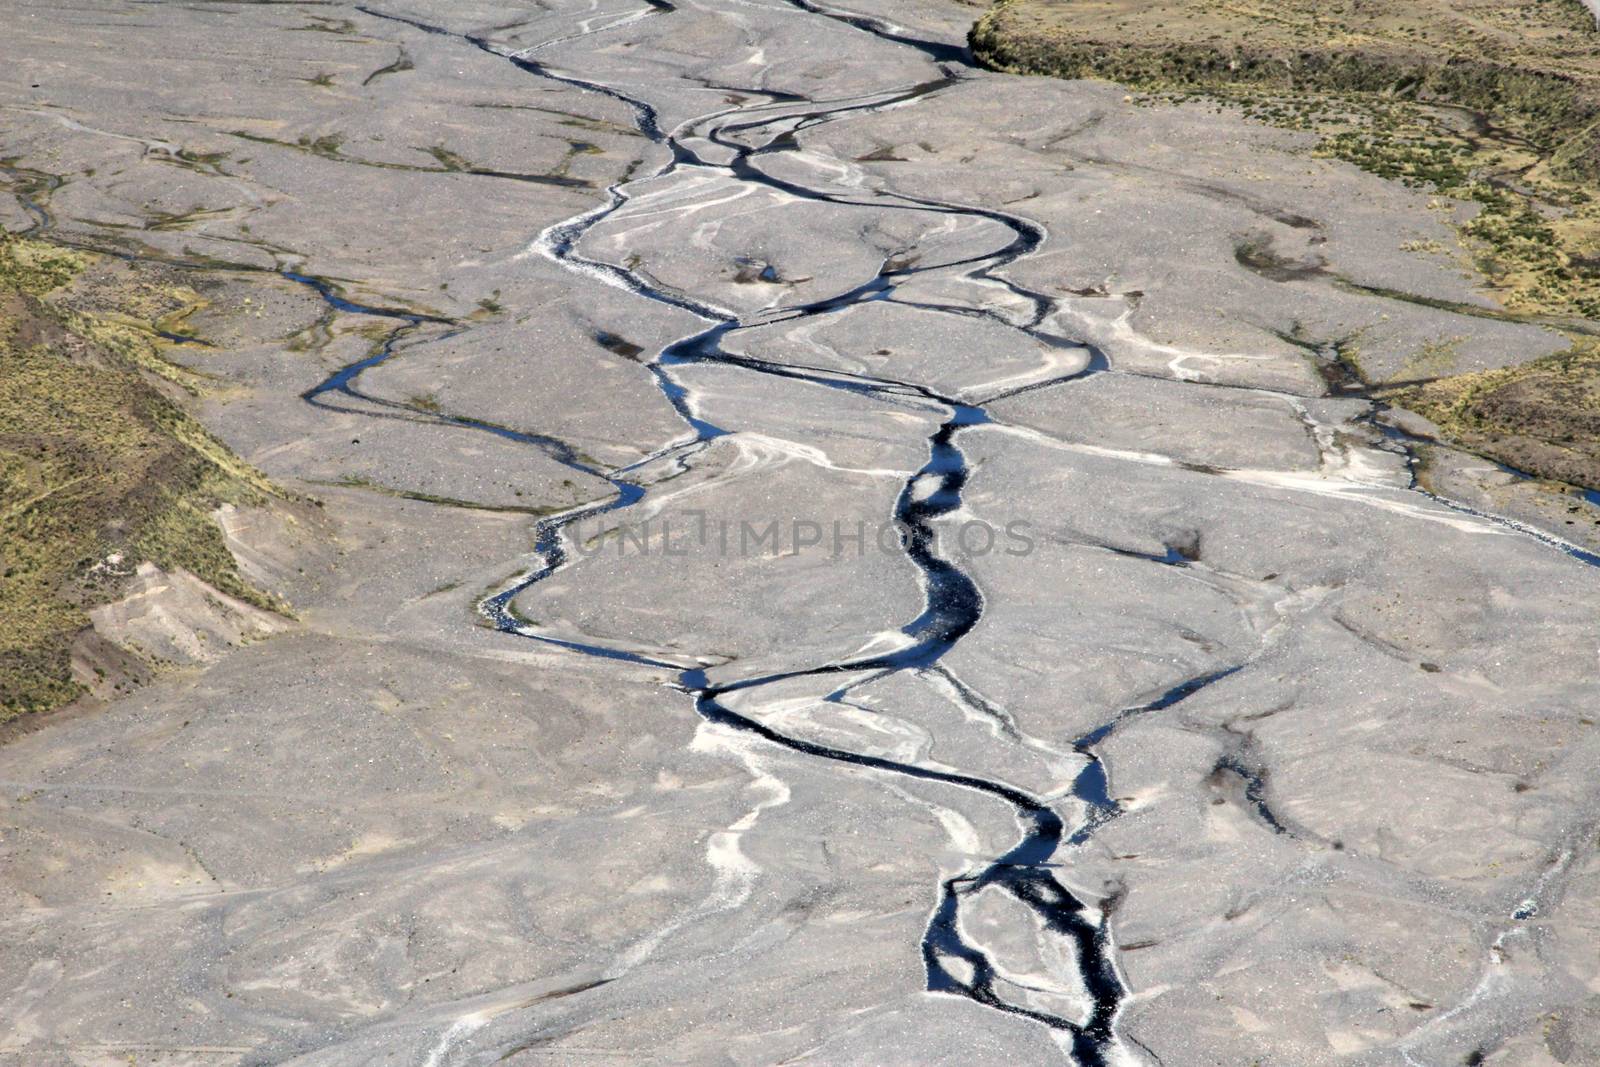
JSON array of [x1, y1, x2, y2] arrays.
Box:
[[971, 0, 1600, 490], [0, 234, 281, 719], [1396, 341, 1600, 490], [972, 0, 1600, 178]]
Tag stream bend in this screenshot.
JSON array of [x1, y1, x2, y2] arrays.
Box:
[[301, 3, 1244, 1062]]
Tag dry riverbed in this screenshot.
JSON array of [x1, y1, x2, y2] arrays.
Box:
[[1, 1, 1598, 1065]]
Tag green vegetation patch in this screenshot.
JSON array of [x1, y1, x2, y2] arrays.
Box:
[[971, 0, 1600, 320], [1197, 88, 1600, 321], [972, 0, 1600, 176], [0, 235, 280, 719], [971, 0, 1600, 492], [1385, 340, 1600, 490]]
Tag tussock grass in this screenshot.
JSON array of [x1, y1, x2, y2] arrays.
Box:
[[0, 235, 281, 718]]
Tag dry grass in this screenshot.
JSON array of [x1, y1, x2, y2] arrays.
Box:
[[1386, 341, 1600, 489], [971, 0, 1600, 489], [974, 0, 1600, 168], [972, 1, 1600, 319], [0, 234, 281, 718]]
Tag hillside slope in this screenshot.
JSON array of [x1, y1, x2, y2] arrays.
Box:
[[0, 236, 291, 719]]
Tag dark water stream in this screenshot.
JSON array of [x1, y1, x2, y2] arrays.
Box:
[[288, 0, 1590, 1059], [327, 2, 1144, 1058]]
